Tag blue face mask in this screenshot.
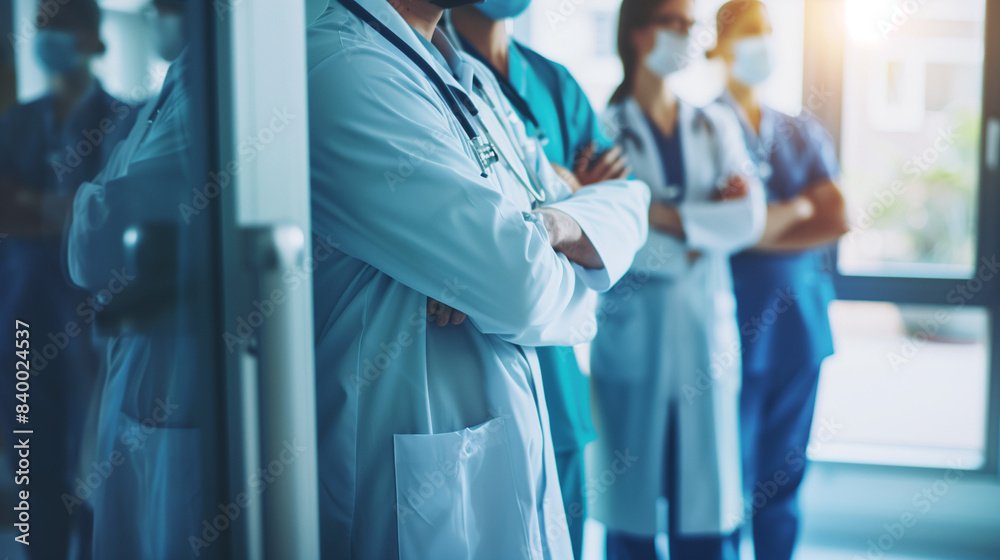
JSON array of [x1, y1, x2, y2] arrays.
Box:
[[475, 0, 531, 21], [34, 30, 85, 74], [731, 35, 776, 86]]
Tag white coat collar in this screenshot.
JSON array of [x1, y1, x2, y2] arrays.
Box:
[[613, 96, 716, 201], [337, 0, 480, 95]]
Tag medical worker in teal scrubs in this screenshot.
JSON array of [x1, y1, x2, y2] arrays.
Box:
[[709, 2, 850, 559], [449, 3, 630, 557]]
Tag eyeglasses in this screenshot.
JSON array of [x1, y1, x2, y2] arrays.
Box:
[[648, 15, 698, 35]]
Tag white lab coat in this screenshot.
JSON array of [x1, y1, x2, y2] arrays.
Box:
[[67, 54, 204, 560], [587, 97, 765, 537], [307, 4, 650, 559]]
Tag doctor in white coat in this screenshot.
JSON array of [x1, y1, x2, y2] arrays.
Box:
[[67, 4, 201, 558], [587, 0, 765, 559], [307, 0, 650, 558]]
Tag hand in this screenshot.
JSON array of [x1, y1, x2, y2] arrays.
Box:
[[426, 298, 467, 327], [0, 185, 45, 233], [573, 144, 630, 187], [534, 207, 604, 269], [551, 163, 583, 193], [0, 175, 30, 191], [0, 184, 43, 210], [648, 202, 685, 240], [712, 175, 750, 201]]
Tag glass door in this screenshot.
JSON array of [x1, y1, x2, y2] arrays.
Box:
[[0, 1, 317, 559], [802, 0, 1000, 473]]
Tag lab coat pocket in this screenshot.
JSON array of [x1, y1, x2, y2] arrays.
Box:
[[111, 414, 202, 560], [393, 417, 529, 560]]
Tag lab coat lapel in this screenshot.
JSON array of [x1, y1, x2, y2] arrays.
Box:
[[679, 101, 716, 201], [618, 98, 667, 200]]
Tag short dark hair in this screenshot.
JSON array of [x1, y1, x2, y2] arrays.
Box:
[[154, 0, 187, 14], [35, 0, 102, 34]]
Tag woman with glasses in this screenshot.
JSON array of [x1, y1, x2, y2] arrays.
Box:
[[588, 0, 765, 558]]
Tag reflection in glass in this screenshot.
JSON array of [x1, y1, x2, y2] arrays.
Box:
[[2, 1, 218, 559], [0, 1, 138, 558]]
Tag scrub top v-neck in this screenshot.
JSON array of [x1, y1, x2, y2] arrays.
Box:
[[645, 114, 685, 204]]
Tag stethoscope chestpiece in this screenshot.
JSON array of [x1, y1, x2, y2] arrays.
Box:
[[472, 136, 500, 178]]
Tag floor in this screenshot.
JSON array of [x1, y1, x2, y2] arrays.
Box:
[[580, 519, 996, 560], [0, 520, 993, 559]]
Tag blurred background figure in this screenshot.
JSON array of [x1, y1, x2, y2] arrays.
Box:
[[587, 0, 765, 559], [66, 1, 205, 558], [448, 1, 629, 557], [709, 2, 848, 559], [0, 1, 137, 558]]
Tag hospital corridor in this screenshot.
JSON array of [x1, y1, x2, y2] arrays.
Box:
[[1, 0, 999, 559]]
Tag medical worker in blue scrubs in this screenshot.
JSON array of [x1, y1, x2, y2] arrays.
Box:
[[0, 2, 136, 558], [449, 2, 630, 556], [709, 2, 849, 559]]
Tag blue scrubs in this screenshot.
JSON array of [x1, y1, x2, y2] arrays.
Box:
[[724, 97, 839, 560], [605, 117, 739, 560], [459, 36, 611, 558], [0, 82, 136, 560], [645, 116, 685, 193]]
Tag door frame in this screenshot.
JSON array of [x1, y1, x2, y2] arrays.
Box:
[[211, 1, 320, 558]]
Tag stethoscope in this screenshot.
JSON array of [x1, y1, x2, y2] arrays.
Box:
[[721, 92, 774, 184], [618, 104, 719, 205], [465, 79, 548, 206], [335, 0, 546, 206], [738, 124, 773, 184], [456, 35, 549, 148], [619, 105, 713, 153], [336, 0, 498, 178]]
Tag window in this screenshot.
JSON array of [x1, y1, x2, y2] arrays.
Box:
[[812, 301, 990, 469], [516, 0, 999, 473], [807, 0, 999, 472], [515, 0, 807, 112], [838, 0, 986, 277]]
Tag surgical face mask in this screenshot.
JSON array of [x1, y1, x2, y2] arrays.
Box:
[[153, 13, 186, 62], [731, 35, 776, 86], [476, 0, 531, 20], [34, 30, 84, 75], [644, 30, 696, 78]]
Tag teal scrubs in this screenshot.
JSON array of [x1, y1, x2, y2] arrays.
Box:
[[460, 36, 610, 559]]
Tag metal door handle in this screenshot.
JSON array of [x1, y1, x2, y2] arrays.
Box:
[[240, 225, 320, 560], [94, 222, 178, 335]]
